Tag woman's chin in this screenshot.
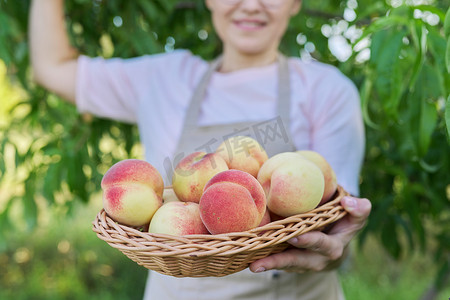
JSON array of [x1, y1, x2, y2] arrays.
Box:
[[229, 44, 275, 57]]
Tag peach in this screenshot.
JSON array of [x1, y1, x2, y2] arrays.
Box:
[[199, 170, 267, 234], [257, 152, 324, 217], [296, 150, 338, 205], [215, 135, 268, 177], [172, 151, 229, 203], [149, 202, 209, 236], [101, 159, 164, 226]]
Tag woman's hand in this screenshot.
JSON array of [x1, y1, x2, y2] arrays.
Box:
[[249, 196, 372, 273]]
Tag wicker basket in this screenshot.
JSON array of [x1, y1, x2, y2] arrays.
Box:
[[92, 185, 348, 278]]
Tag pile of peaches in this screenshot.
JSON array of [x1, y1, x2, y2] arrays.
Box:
[[101, 136, 338, 236]]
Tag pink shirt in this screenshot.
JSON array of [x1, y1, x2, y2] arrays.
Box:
[[76, 50, 364, 196]]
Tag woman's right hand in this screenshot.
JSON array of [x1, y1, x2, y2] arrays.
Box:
[[29, 0, 78, 103]]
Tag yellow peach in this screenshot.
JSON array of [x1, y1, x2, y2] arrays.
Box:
[[296, 150, 338, 204], [215, 135, 268, 177], [101, 159, 164, 226], [149, 202, 209, 236], [257, 152, 324, 217], [172, 151, 229, 203]]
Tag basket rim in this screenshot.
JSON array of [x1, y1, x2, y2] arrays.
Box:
[[92, 185, 349, 258]]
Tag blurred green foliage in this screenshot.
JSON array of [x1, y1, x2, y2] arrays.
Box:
[[0, 200, 147, 300], [0, 0, 449, 296]]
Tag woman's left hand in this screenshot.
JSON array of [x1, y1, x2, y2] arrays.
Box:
[[249, 196, 372, 273]]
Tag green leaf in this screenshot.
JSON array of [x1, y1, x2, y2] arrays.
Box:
[[435, 259, 450, 290], [444, 6, 450, 38], [369, 29, 388, 66], [381, 215, 401, 259], [0, 140, 5, 176], [24, 178, 38, 230], [137, 0, 159, 21], [395, 215, 414, 250], [409, 64, 442, 154], [403, 189, 426, 251], [427, 28, 448, 95], [42, 162, 62, 205], [446, 37, 450, 74], [371, 29, 405, 116], [419, 159, 441, 173], [360, 76, 379, 129], [408, 22, 426, 91], [23, 196, 38, 230], [66, 151, 87, 200], [419, 100, 438, 156], [446, 94, 450, 139]]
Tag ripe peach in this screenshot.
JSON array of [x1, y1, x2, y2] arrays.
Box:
[[149, 202, 209, 236], [257, 152, 324, 217], [101, 159, 164, 226], [199, 170, 267, 234], [215, 135, 268, 177], [296, 150, 338, 205], [256, 152, 303, 193], [172, 151, 229, 203]]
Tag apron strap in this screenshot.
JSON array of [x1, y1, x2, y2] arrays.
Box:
[[183, 56, 223, 129], [276, 54, 291, 133], [180, 53, 291, 142]]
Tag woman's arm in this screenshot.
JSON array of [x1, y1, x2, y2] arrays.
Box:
[[29, 0, 78, 103]]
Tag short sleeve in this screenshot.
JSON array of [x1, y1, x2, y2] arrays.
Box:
[[76, 55, 145, 123], [75, 50, 201, 124]]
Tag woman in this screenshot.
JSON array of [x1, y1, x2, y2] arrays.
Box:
[[29, 0, 371, 299]]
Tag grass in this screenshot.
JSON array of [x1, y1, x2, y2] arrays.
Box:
[[0, 198, 147, 300], [340, 238, 450, 300], [1, 197, 449, 300]]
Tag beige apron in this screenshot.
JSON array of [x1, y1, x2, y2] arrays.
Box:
[[144, 55, 345, 300]]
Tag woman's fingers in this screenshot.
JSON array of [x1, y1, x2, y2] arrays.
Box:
[[287, 231, 344, 260], [249, 196, 372, 273], [341, 196, 372, 224], [328, 196, 372, 245], [249, 249, 326, 273]]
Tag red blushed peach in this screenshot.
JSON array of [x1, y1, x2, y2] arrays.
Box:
[[172, 151, 229, 203], [149, 202, 209, 236], [101, 159, 164, 226], [199, 170, 267, 234], [257, 152, 325, 217], [296, 150, 338, 205], [256, 152, 304, 195], [215, 136, 268, 177]]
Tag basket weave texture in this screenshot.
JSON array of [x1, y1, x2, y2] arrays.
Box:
[[92, 185, 349, 278]]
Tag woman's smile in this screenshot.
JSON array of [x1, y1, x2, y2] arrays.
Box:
[[206, 0, 301, 68], [233, 18, 267, 31]]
